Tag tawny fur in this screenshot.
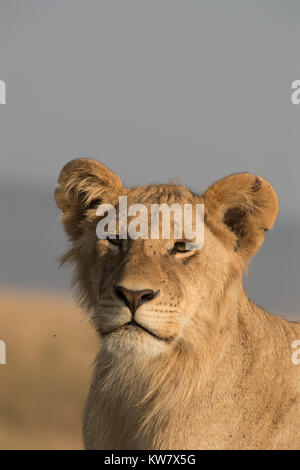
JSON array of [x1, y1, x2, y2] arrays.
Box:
[[55, 158, 300, 450]]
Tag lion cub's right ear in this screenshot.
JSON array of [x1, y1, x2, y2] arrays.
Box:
[[202, 173, 279, 265], [55, 158, 123, 240]]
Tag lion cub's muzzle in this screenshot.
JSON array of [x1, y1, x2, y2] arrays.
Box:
[[99, 284, 177, 344]]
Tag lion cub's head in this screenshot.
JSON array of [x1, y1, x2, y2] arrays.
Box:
[[55, 158, 279, 357]]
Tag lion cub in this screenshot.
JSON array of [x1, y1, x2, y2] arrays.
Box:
[[55, 158, 300, 450]]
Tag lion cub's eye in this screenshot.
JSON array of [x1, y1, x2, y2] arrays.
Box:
[[106, 235, 122, 248], [172, 242, 191, 254], [88, 198, 101, 209]]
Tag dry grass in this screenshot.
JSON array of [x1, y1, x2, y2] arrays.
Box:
[[1, 287, 296, 450], [0, 287, 99, 449]]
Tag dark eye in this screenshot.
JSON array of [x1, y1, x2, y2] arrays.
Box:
[[88, 198, 101, 209], [107, 235, 122, 247], [172, 242, 190, 254]]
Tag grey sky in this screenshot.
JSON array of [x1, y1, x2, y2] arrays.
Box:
[[0, 1, 299, 315], [0, 1, 299, 216]]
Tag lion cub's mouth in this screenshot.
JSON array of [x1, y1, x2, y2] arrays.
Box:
[[102, 320, 173, 343]]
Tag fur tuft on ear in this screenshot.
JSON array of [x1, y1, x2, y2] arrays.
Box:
[[55, 158, 123, 240], [203, 173, 279, 264]]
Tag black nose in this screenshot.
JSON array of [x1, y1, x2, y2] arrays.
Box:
[[114, 285, 160, 315]]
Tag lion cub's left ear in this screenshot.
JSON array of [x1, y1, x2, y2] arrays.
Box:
[[55, 158, 123, 240], [202, 173, 279, 263]]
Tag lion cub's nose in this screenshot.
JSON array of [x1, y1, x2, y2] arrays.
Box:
[[114, 285, 160, 315]]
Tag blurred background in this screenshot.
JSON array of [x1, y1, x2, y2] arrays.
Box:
[[0, 0, 299, 449]]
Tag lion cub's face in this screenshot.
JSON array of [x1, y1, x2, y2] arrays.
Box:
[[89, 202, 232, 358], [55, 159, 279, 357]]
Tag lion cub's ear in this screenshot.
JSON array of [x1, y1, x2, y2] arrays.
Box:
[[203, 173, 279, 263], [55, 158, 123, 240]]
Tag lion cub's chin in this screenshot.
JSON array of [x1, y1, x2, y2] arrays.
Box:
[[102, 326, 171, 358]]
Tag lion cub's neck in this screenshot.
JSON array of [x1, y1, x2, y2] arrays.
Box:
[[85, 281, 266, 449]]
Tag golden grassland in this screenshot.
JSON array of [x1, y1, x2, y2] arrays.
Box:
[[0, 287, 298, 450], [0, 287, 99, 450]]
